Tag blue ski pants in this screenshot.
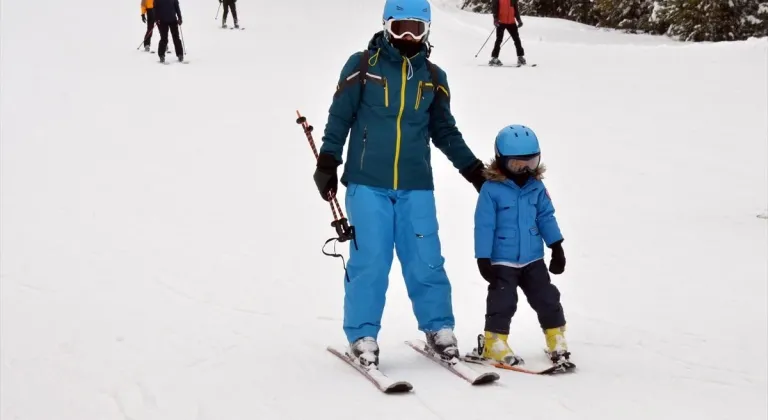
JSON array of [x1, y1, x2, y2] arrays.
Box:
[[342, 184, 455, 344]]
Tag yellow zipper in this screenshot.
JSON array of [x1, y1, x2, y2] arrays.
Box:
[[415, 81, 423, 110], [384, 78, 389, 107], [393, 60, 407, 190]]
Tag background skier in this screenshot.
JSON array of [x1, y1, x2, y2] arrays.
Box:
[[314, 0, 487, 368], [154, 0, 184, 62], [490, 0, 526, 66], [140, 0, 156, 52], [219, 0, 239, 29]]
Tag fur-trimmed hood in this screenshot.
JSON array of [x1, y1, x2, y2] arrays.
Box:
[[483, 158, 546, 182]]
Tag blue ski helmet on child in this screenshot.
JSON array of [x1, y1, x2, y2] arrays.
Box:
[[382, 0, 432, 42], [494, 125, 541, 174], [382, 0, 431, 22], [495, 125, 540, 157]]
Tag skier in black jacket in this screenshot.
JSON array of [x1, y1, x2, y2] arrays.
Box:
[[219, 0, 239, 29], [154, 0, 184, 62]]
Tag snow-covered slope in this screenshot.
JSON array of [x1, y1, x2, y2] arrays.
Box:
[[1, 0, 766, 419]]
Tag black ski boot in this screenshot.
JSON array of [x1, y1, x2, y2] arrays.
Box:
[[159, 55, 165, 63], [234, 19, 240, 29], [177, 54, 184, 62], [425, 328, 459, 361], [517, 56, 526, 66], [348, 337, 379, 368], [489, 57, 502, 66]]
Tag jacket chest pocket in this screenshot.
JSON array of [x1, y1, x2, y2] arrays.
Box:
[[495, 201, 517, 228], [363, 72, 390, 108], [414, 81, 435, 111]]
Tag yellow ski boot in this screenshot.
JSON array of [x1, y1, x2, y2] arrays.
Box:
[[481, 331, 524, 366], [544, 326, 572, 364]]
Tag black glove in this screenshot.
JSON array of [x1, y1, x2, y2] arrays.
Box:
[[548, 240, 565, 274], [477, 258, 493, 282], [177, 18, 183, 25], [314, 153, 340, 201], [460, 159, 486, 193], [219, 0, 222, 2], [517, 19, 524, 28], [493, 19, 499, 27], [142, 14, 146, 23]]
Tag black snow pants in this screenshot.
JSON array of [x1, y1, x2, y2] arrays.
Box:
[[491, 23, 525, 58], [143, 8, 156, 47], [223, 0, 238, 23], [484, 259, 565, 334], [157, 21, 183, 58]]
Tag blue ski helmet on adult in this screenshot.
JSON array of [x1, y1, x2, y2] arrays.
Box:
[[495, 124, 541, 157], [382, 0, 432, 23]]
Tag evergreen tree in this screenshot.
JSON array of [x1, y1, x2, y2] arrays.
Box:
[[595, 0, 655, 31], [658, 0, 748, 41]]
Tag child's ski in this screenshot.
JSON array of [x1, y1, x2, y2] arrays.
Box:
[[405, 340, 500, 385], [327, 346, 413, 394], [462, 352, 576, 375]]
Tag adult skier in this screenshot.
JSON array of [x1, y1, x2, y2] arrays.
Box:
[[154, 0, 184, 63], [219, 0, 239, 29], [489, 0, 526, 66], [140, 0, 155, 52], [314, 0, 487, 367]]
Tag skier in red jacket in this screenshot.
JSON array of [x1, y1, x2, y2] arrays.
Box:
[[490, 0, 526, 66]]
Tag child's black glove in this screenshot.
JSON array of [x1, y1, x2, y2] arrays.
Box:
[[548, 240, 565, 274], [477, 258, 493, 282]]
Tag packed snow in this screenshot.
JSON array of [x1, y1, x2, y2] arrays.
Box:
[[1, 0, 766, 419]]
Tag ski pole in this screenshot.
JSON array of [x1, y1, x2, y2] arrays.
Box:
[[136, 23, 156, 50], [215, 2, 221, 20], [295, 110, 356, 246], [501, 36, 510, 48], [179, 25, 186, 55], [474, 28, 495, 57]]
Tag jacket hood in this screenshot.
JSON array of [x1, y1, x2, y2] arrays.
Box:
[[483, 158, 546, 182], [366, 31, 429, 66]]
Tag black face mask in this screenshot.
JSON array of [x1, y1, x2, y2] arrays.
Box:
[[500, 166, 532, 187], [390, 38, 422, 57]]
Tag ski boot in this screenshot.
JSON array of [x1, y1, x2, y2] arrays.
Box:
[[177, 54, 184, 63], [234, 19, 240, 29], [517, 56, 527, 66], [544, 326, 576, 371], [347, 337, 379, 368], [425, 328, 459, 361], [222, 20, 227, 29], [481, 331, 524, 366], [489, 57, 503, 67], [144, 44, 151, 52], [159, 55, 165, 63]]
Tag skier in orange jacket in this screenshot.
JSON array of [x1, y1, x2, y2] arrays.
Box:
[[140, 0, 156, 51], [490, 0, 526, 66]]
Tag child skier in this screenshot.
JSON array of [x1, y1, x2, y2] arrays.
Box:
[[471, 124, 570, 367]]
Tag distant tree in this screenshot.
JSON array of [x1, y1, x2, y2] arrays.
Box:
[[595, 0, 655, 31], [459, 0, 768, 40], [657, 0, 750, 41]]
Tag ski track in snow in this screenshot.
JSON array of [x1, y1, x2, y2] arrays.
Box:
[[1, 0, 766, 419]]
